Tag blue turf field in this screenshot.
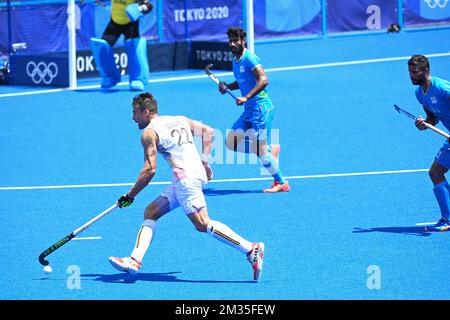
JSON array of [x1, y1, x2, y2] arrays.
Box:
[[1, 28, 450, 300]]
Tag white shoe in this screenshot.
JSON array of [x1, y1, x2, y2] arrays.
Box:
[[109, 256, 141, 275], [247, 242, 264, 281]]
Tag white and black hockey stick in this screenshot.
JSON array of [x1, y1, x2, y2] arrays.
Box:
[[394, 104, 450, 139], [38, 203, 118, 266]]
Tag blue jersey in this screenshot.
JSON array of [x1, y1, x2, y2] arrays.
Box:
[[415, 76, 450, 131], [233, 49, 272, 121]]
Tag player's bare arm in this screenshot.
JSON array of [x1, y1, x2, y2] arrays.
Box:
[[187, 118, 213, 155], [127, 129, 158, 198], [184, 117, 214, 180], [236, 65, 269, 105]]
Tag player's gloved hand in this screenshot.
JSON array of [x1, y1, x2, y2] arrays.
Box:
[[139, 0, 153, 13], [117, 194, 134, 208], [202, 161, 213, 181], [218, 82, 228, 95]]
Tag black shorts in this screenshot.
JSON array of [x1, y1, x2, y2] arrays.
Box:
[[102, 19, 140, 46]]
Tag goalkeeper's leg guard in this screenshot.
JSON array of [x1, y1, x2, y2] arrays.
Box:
[[125, 37, 150, 91], [90, 38, 121, 89]]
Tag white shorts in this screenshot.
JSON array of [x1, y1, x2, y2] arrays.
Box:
[[160, 178, 207, 215]]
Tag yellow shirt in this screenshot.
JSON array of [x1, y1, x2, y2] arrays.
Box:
[[111, 0, 137, 25]]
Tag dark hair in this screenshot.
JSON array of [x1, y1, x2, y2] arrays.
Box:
[[133, 92, 158, 114], [226, 26, 246, 40], [408, 55, 430, 72]]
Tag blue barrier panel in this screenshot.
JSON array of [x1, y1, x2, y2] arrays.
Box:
[[0, 1, 156, 56], [163, 0, 242, 42], [189, 41, 232, 70], [1, 1, 449, 60], [327, 0, 398, 32], [254, 0, 322, 39], [10, 54, 69, 86], [403, 0, 450, 27]]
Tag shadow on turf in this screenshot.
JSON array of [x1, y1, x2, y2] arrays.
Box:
[[352, 226, 432, 237], [81, 272, 255, 284], [203, 188, 262, 196]]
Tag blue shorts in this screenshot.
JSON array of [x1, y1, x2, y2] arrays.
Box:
[[231, 101, 274, 142], [435, 140, 450, 168]]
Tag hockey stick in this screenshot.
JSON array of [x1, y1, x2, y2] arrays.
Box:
[[38, 203, 118, 266], [394, 104, 450, 139], [204, 63, 238, 100]]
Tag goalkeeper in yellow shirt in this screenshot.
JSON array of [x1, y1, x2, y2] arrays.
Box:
[[90, 1, 152, 91]]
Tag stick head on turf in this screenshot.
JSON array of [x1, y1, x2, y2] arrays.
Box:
[[39, 253, 49, 266]]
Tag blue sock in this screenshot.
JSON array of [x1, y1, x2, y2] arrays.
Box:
[[433, 181, 450, 220], [259, 153, 286, 183]]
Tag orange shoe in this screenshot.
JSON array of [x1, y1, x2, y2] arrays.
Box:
[[263, 180, 290, 193], [109, 256, 141, 275], [246, 242, 265, 281], [270, 144, 280, 162]]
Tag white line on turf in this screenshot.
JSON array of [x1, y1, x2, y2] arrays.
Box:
[[415, 222, 436, 226], [1, 52, 449, 99], [0, 168, 429, 191]]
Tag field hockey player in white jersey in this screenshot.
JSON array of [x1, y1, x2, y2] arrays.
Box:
[[109, 92, 265, 281]]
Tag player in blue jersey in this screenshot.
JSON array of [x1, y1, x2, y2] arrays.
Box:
[[218, 26, 290, 193], [409, 54, 450, 231]]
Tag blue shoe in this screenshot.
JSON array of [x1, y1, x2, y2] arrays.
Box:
[[424, 218, 450, 232]]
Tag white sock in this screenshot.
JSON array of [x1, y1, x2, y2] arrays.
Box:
[[131, 219, 156, 262], [207, 220, 253, 254]]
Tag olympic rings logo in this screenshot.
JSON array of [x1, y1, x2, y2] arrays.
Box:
[[26, 61, 58, 84], [424, 0, 449, 9]]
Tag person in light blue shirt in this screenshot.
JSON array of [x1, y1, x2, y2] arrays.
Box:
[[218, 27, 290, 193], [409, 54, 450, 231]]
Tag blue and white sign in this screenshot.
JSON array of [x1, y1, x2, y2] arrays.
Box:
[[420, 0, 450, 20], [326, 0, 397, 32], [11, 55, 69, 87], [404, 0, 450, 26], [163, 0, 242, 42]]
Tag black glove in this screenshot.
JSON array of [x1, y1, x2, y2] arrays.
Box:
[[118, 194, 134, 208], [219, 81, 228, 94]]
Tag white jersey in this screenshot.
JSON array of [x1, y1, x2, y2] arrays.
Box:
[[146, 115, 207, 182]]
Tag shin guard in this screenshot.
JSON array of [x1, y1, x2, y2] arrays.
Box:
[[90, 38, 121, 88], [125, 37, 150, 91]]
